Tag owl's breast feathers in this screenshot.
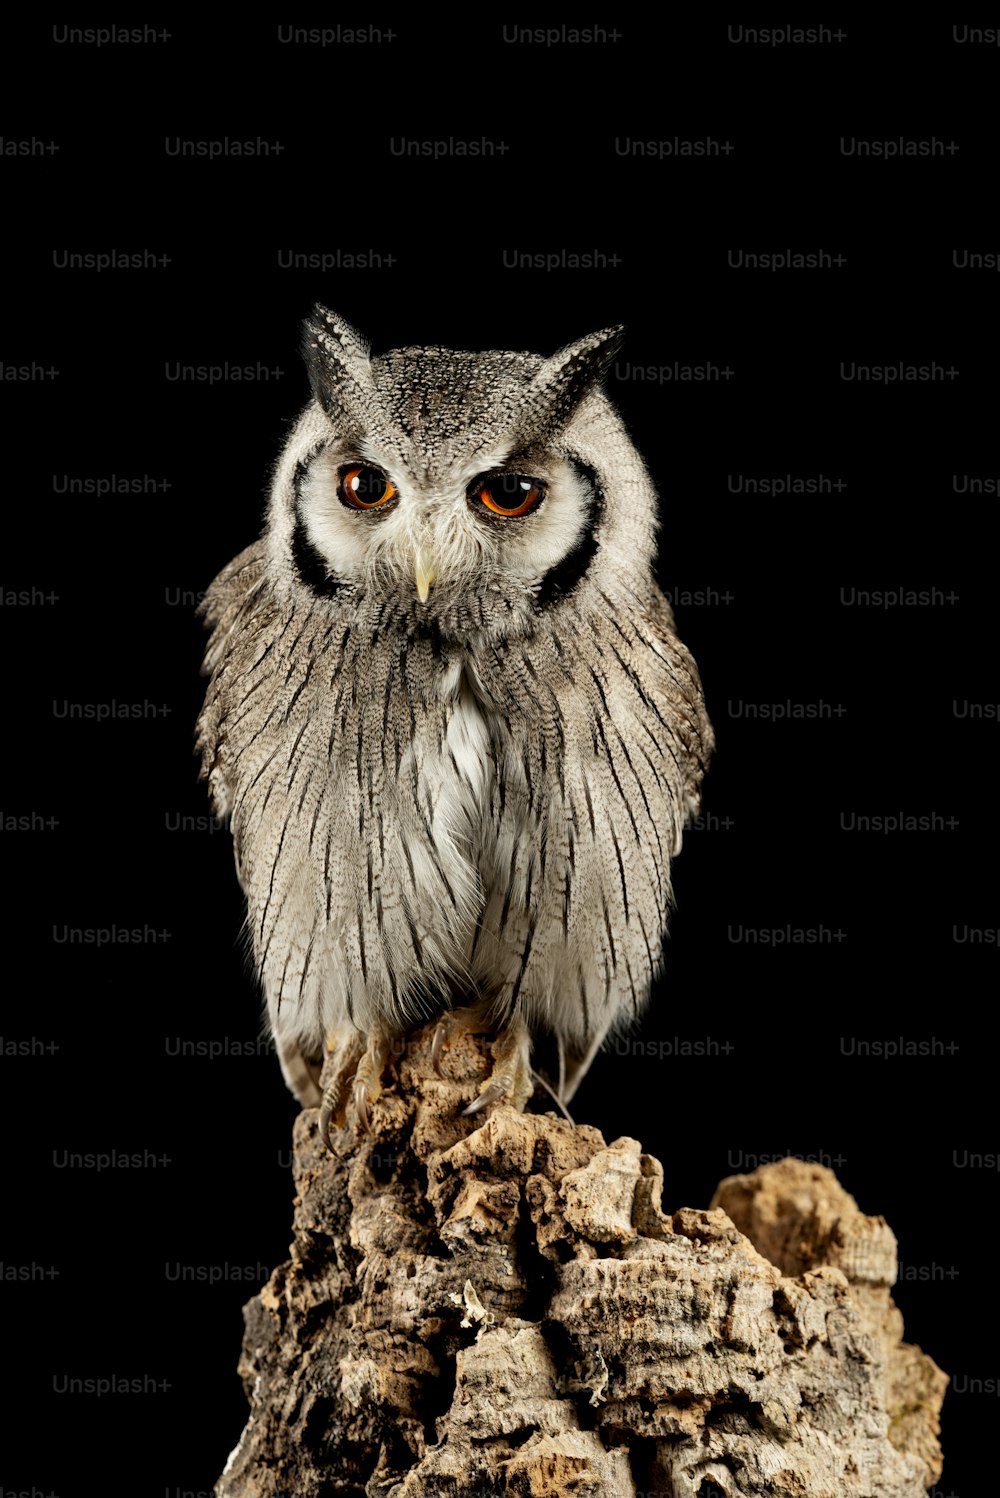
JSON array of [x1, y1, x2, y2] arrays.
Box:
[[197, 545, 712, 1063]]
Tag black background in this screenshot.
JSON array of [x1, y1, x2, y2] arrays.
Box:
[[4, 20, 995, 1497]]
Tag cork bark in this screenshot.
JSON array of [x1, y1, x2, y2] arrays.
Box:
[[216, 1025, 946, 1497]]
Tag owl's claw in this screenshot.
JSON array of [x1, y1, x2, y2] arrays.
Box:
[[318, 1080, 344, 1152], [316, 1026, 366, 1149], [346, 1027, 390, 1138], [431, 1020, 448, 1076], [463, 1075, 568, 1118], [316, 1069, 378, 1147], [461, 1079, 510, 1116]]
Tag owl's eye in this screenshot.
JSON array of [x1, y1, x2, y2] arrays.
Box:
[[339, 465, 397, 510], [472, 473, 545, 518]]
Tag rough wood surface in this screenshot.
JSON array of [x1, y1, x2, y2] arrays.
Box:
[[216, 1025, 946, 1497]]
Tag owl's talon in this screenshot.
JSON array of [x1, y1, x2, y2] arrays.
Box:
[[461, 1079, 510, 1116], [318, 1083, 343, 1152], [431, 1021, 448, 1076], [354, 1080, 371, 1132]]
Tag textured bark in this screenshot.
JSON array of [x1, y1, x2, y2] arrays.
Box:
[[216, 1025, 946, 1497]]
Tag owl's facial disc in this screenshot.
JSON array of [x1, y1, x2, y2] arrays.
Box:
[[294, 444, 593, 623]]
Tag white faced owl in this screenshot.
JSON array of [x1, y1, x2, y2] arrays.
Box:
[[197, 307, 713, 1143]]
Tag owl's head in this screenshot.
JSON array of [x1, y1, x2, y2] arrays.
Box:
[[267, 306, 656, 638]]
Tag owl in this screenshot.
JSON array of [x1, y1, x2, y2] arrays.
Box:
[[197, 307, 713, 1144]]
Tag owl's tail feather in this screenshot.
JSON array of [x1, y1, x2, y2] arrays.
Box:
[[528, 1067, 575, 1125], [277, 1037, 322, 1108], [557, 1021, 616, 1107]]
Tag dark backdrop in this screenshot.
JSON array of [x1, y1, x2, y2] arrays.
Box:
[[4, 19, 994, 1496]]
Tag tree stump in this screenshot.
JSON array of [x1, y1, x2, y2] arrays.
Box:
[[216, 1024, 946, 1497]]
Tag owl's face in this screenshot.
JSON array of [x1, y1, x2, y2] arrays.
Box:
[[266, 308, 657, 640]]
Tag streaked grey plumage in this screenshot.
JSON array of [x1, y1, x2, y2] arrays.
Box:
[[197, 307, 712, 1125]]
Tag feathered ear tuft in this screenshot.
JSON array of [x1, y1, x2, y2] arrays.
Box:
[[301, 305, 375, 419], [513, 324, 625, 442]]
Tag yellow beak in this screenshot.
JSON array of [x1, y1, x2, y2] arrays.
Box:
[[414, 546, 437, 604]]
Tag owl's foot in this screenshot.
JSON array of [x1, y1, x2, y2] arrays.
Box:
[[317, 1030, 365, 1150], [318, 1012, 544, 1148], [461, 1015, 534, 1117], [351, 1028, 393, 1133], [317, 1026, 397, 1148], [432, 1007, 537, 1117]]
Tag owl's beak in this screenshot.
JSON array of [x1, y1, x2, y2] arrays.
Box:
[[414, 546, 437, 603]]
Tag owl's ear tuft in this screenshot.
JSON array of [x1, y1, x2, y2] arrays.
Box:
[[518, 324, 626, 438], [301, 305, 374, 416], [547, 324, 626, 387]]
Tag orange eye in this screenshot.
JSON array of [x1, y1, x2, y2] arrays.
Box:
[[472, 473, 544, 518], [339, 465, 397, 510]]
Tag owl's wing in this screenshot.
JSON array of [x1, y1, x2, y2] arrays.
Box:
[[556, 588, 714, 1105], [195, 540, 270, 828], [198, 541, 269, 670], [635, 588, 716, 840]]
